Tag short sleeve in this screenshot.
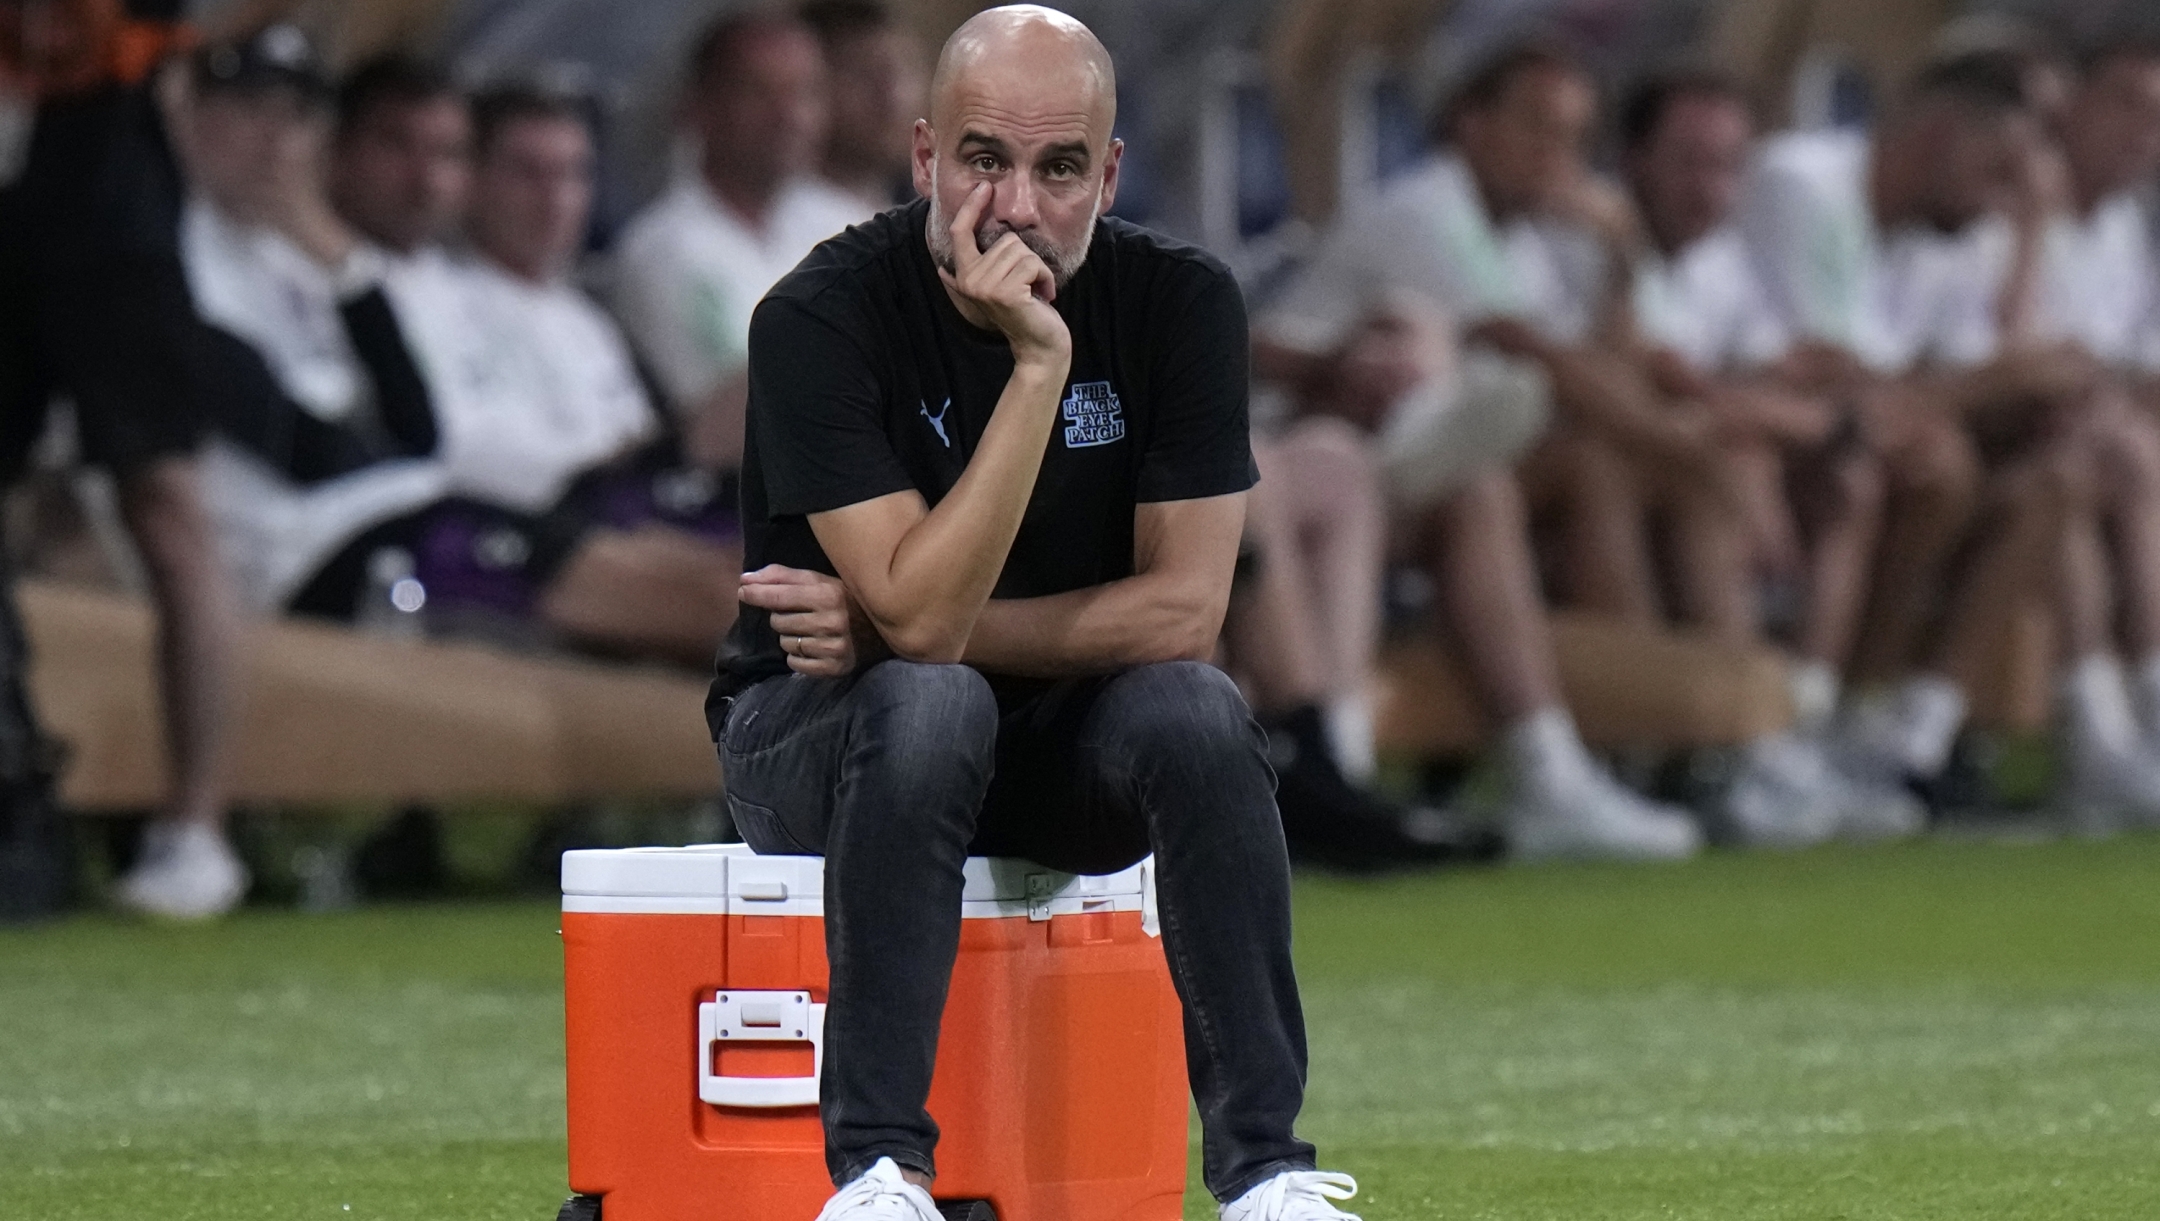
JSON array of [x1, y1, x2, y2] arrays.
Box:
[[747, 296, 915, 516], [611, 220, 736, 412], [1138, 265, 1258, 503], [1737, 147, 1869, 351]]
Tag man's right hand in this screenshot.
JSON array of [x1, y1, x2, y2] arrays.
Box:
[[938, 183, 1072, 367]]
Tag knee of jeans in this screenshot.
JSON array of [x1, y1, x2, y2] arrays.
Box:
[[850, 660, 998, 776], [1096, 662, 1259, 767]]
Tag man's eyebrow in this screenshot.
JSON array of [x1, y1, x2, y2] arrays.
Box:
[[954, 131, 1093, 166]]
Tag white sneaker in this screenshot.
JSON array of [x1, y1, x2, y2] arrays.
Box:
[[1827, 766, 1929, 842], [2057, 737, 2160, 837], [115, 821, 247, 920], [1505, 768, 1703, 862], [1221, 1169, 1361, 1221], [813, 1158, 942, 1221], [1721, 736, 1843, 849]]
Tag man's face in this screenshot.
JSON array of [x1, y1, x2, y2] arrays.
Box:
[[824, 27, 927, 181], [187, 85, 323, 222], [913, 59, 1119, 287], [1627, 91, 1752, 252], [1456, 65, 1597, 215], [1922, 107, 2037, 231], [2064, 55, 2160, 201], [470, 114, 592, 280], [690, 26, 828, 194], [331, 95, 471, 253]]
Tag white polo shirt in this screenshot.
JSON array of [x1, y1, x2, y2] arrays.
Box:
[[1631, 225, 1790, 373], [393, 254, 658, 515], [1261, 153, 1609, 354], [1737, 130, 2000, 374], [2024, 192, 2160, 370], [179, 201, 447, 613], [610, 173, 869, 415]]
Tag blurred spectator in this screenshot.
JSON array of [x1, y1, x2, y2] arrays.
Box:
[[1224, 414, 1492, 868], [176, 26, 446, 621], [328, 55, 472, 262], [1618, 65, 1923, 844], [1, 0, 246, 918], [417, 77, 742, 662], [610, 8, 864, 477], [1739, 50, 2160, 829], [798, 0, 926, 214], [1258, 41, 1705, 863]]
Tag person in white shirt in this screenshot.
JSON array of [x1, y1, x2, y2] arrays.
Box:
[[178, 54, 447, 621], [611, 9, 869, 477], [1740, 49, 2160, 828], [1989, 39, 2160, 829], [1258, 41, 1703, 864], [318, 65, 741, 664], [1620, 67, 1926, 844], [442, 79, 743, 662]]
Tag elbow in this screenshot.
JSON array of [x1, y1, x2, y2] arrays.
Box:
[[1146, 603, 1225, 667], [881, 620, 970, 666]]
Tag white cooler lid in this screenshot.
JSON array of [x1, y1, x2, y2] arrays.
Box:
[[562, 844, 1155, 928]]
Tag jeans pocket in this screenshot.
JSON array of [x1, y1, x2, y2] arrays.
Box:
[[727, 793, 819, 856]]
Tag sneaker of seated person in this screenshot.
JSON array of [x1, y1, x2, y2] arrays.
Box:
[[1501, 710, 1703, 862], [116, 820, 248, 920], [1720, 733, 1845, 849], [812, 1158, 942, 1221], [1266, 704, 1504, 869], [1505, 765, 1704, 862], [1221, 1169, 1361, 1221]]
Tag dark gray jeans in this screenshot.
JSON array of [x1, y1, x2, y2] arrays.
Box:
[[716, 659, 1316, 1202]]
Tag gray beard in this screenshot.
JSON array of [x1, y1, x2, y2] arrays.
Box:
[[925, 165, 1098, 288]]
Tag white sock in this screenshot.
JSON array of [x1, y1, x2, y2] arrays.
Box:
[[2063, 653, 2138, 754], [1847, 674, 1967, 775], [1787, 660, 1841, 733], [1502, 706, 1596, 794], [1322, 695, 1377, 785]]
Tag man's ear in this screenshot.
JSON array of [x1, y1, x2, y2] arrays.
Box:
[[1096, 137, 1124, 217], [911, 119, 936, 199]]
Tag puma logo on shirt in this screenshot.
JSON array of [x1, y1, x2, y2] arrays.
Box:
[[921, 397, 952, 448]]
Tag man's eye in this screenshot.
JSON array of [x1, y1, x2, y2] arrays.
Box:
[[1045, 162, 1077, 179], [970, 155, 999, 173]]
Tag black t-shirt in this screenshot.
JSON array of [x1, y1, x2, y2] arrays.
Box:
[[710, 198, 1256, 708]]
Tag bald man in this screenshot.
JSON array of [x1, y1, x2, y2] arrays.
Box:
[[706, 8, 1359, 1220]]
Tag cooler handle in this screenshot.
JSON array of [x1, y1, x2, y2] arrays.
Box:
[[697, 990, 826, 1108]]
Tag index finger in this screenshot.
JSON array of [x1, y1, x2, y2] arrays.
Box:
[[948, 183, 990, 272]]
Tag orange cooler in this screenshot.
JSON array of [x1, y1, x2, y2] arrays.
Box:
[[559, 844, 1189, 1221]]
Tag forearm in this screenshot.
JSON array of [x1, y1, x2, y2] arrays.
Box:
[[835, 360, 1068, 660], [962, 571, 1227, 678]]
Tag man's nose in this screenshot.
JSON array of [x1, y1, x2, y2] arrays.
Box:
[[993, 175, 1041, 230]]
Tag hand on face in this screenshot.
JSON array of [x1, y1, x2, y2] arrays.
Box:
[[737, 565, 887, 678], [937, 182, 1071, 366]]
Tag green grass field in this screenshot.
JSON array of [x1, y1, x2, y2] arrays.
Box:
[[6, 836, 2160, 1220]]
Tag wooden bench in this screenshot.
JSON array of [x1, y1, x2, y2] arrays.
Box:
[[21, 582, 721, 810], [1374, 613, 1797, 757]]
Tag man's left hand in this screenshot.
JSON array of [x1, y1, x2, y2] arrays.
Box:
[[738, 565, 888, 678]]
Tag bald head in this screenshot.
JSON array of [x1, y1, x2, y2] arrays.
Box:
[[930, 5, 1116, 133], [914, 4, 1122, 287]]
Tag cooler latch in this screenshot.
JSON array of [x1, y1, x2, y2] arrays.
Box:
[[698, 990, 826, 1108]]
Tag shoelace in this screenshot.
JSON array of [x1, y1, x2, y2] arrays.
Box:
[[811, 1166, 940, 1221], [1237, 1170, 1361, 1220]]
